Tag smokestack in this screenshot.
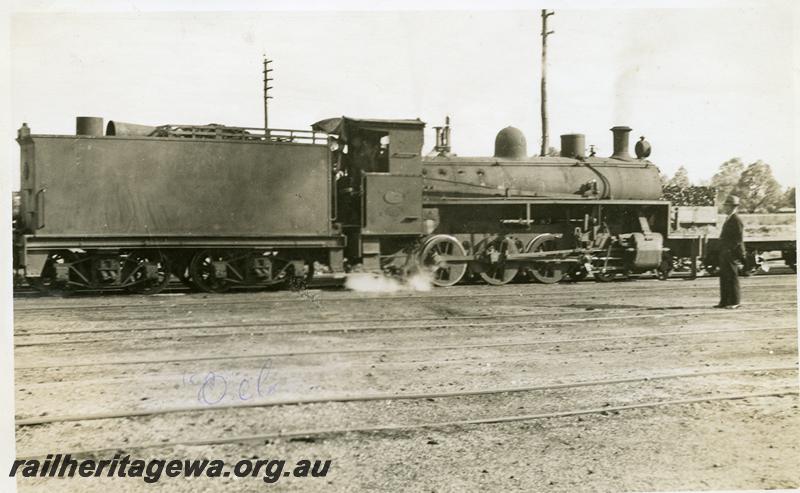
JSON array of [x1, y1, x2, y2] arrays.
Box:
[[610, 126, 632, 160]]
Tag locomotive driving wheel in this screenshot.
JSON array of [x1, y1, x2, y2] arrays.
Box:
[[524, 234, 565, 284], [122, 250, 172, 295], [476, 237, 521, 286], [189, 249, 233, 293], [419, 235, 467, 287]]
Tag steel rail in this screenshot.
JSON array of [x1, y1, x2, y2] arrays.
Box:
[[146, 390, 798, 450], [14, 365, 797, 427], [14, 305, 796, 348], [20, 389, 796, 459], [14, 325, 797, 370], [13, 296, 797, 337], [13, 277, 795, 312]]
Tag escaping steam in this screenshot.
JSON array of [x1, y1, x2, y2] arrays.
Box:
[[345, 271, 434, 293]]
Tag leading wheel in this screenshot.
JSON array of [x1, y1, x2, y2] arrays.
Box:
[[419, 235, 467, 287], [189, 249, 232, 293], [477, 237, 521, 286], [524, 234, 565, 284], [123, 250, 172, 295]]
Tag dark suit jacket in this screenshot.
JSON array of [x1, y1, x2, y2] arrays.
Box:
[[719, 212, 745, 259]]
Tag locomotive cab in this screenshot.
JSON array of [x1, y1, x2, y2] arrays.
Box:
[[312, 117, 427, 272]]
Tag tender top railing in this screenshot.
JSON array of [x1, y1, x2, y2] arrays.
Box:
[[150, 125, 329, 145]]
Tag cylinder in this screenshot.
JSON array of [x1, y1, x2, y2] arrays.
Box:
[[610, 126, 632, 160], [76, 117, 104, 136], [560, 134, 586, 159], [106, 121, 157, 137]]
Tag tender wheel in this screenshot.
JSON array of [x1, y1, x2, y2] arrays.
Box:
[[189, 249, 232, 293], [524, 234, 565, 284], [419, 235, 467, 287], [477, 237, 521, 286], [122, 250, 172, 295]]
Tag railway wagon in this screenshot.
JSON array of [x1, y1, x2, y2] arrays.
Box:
[[666, 206, 797, 277]]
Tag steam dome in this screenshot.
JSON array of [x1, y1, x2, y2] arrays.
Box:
[[494, 126, 527, 159]]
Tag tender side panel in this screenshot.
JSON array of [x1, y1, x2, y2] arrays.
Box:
[[28, 136, 331, 237]]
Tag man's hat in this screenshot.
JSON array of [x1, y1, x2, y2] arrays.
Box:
[[724, 195, 740, 206]]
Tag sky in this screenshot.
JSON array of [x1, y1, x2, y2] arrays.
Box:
[[2, 1, 798, 189]]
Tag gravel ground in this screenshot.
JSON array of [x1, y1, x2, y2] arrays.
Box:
[[11, 274, 800, 492]]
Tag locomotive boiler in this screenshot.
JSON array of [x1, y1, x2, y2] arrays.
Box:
[[13, 114, 671, 293], [412, 121, 670, 286]]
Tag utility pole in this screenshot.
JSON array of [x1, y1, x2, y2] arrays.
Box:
[[540, 10, 554, 156], [263, 55, 273, 135]]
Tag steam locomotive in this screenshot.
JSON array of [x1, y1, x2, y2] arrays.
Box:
[[13, 115, 673, 293]]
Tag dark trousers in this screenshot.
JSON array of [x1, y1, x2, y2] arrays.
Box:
[[718, 249, 741, 306]]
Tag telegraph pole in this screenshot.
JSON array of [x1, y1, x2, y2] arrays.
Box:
[[262, 55, 273, 134], [540, 10, 554, 156]]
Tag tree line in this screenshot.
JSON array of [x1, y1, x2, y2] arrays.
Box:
[[662, 158, 795, 213]]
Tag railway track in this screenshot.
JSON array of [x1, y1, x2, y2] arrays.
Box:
[[14, 270, 797, 489], [12, 275, 796, 312], [14, 324, 795, 427], [126, 390, 794, 452], [12, 267, 796, 298], [15, 323, 796, 370], [13, 290, 796, 335], [14, 304, 795, 349], [15, 365, 797, 458], [16, 364, 796, 427]]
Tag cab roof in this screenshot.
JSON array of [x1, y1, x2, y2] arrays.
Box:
[[311, 116, 425, 138]]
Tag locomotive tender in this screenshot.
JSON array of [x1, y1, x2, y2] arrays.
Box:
[[13, 115, 672, 293]]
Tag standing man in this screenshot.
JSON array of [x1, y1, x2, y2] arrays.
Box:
[[716, 195, 746, 309]]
